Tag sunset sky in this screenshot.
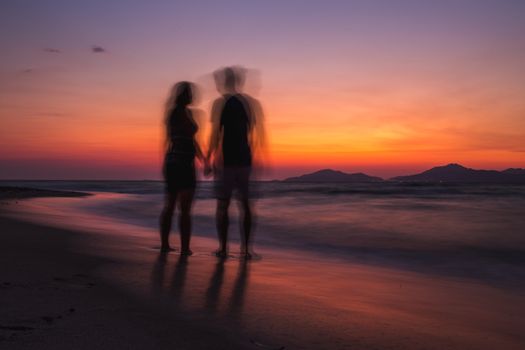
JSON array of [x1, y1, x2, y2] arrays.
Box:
[[1, 0, 524, 179]]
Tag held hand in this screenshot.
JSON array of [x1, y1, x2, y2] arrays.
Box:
[[203, 159, 213, 177]]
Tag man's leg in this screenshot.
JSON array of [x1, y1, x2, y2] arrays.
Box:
[[216, 198, 230, 256], [240, 198, 252, 257], [215, 167, 233, 257], [238, 167, 253, 258]]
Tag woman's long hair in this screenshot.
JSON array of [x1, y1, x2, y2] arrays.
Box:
[[165, 81, 194, 117], [163, 81, 196, 152]]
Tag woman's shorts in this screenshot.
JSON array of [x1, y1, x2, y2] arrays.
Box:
[[163, 158, 196, 195]]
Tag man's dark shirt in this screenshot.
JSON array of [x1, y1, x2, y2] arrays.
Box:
[[220, 94, 252, 167]]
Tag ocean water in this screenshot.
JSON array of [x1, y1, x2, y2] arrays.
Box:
[[3, 180, 525, 287]]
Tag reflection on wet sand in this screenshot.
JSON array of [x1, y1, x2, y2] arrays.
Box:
[[227, 259, 249, 318], [205, 258, 226, 313], [170, 255, 189, 303], [150, 253, 251, 318], [150, 252, 168, 294]]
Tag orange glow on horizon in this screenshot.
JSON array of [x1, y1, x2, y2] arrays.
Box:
[[2, 92, 524, 179]]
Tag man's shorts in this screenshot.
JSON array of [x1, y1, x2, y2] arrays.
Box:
[[214, 166, 251, 201]]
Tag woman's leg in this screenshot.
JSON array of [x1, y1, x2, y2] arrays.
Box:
[[178, 189, 195, 255], [160, 192, 177, 252]]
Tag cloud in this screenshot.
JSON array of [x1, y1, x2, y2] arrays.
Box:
[[21, 68, 33, 74], [43, 48, 61, 53], [91, 45, 107, 53]]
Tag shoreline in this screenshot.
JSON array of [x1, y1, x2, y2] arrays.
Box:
[[0, 186, 90, 200], [1, 189, 525, 349], [5, 186, 524, 290]]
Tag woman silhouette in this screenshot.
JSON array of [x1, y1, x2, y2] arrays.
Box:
[[159, 82, 205, 255]]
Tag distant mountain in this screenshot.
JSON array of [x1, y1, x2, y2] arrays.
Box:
[[390, 163, 525, 183], [284, 169, 383, 182], [502, 168, 525, 175]]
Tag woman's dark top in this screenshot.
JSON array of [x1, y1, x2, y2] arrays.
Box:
[[164, 106, 198, 193]]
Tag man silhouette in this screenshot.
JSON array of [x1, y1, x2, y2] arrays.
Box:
[[206, 66, 265, 259]]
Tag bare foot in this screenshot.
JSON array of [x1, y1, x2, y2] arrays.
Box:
[[214, 249, 228, 258], [240, 246, 253, 260], [160, 246, 176, 253]]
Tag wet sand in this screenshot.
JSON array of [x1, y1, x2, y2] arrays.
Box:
[[1, 190, 525, 349], [0, 216, 255, 349]]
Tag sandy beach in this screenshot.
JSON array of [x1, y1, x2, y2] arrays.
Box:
[[1, 188, 525, 349]]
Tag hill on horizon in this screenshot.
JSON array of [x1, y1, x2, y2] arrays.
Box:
[[282, 164, 525, 183], [284, 169, 384, 182], [390, 163, 525, 183]]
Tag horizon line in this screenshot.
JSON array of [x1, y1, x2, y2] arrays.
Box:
[[0, 163, 523, 182]]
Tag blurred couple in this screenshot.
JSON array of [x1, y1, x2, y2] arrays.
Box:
[[159, 66, 266, 259]]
